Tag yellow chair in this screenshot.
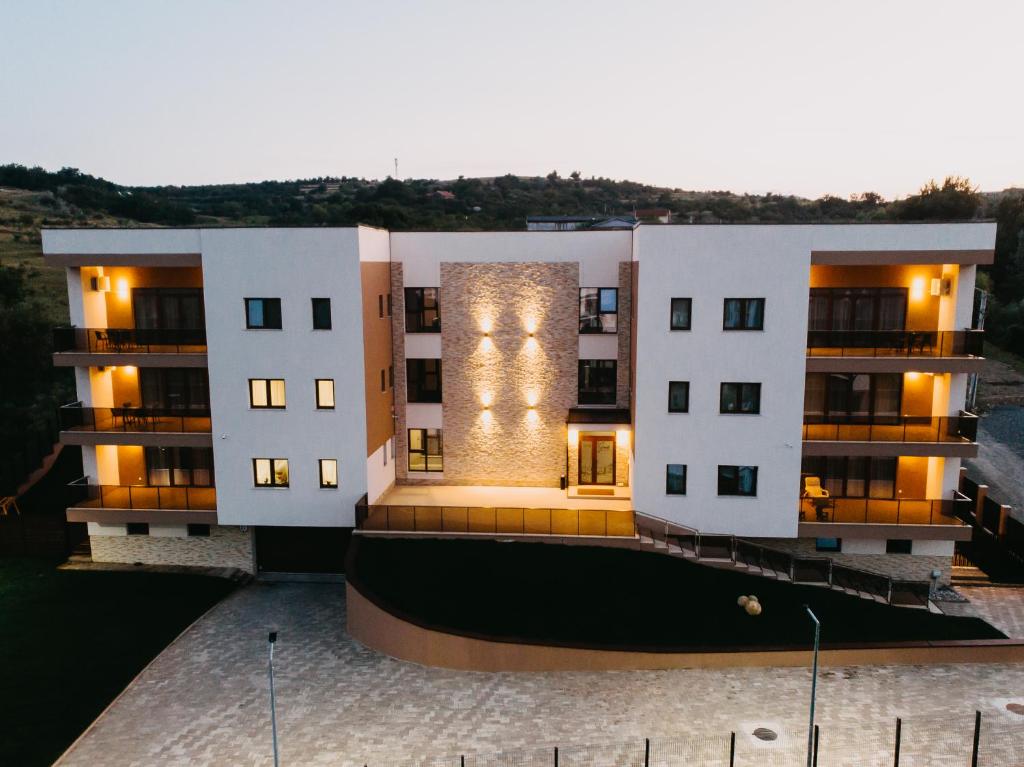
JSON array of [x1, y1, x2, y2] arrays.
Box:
[[802, 477, 831, 521]]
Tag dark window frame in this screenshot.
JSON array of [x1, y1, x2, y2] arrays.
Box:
[[801, 455, 898, 499], [187, 524, 211, 537], [404, 288, 441, 333], [723, 298, 765, 331], [407, 359, 443, 403], [807, 287, 908, 332], [408, 428, 443, 473], [245, 297, 282, 330], [318, 458, 339, 489], [717, 465, 758, 496], [311, 298, 332, 330], [668, 381, 690, 413], [803, 372, 903, 422], [315, 378, 335, 410], [578, 359, 617, 405], [886, 539, 913, 554], [144, 446, 215, 487], [140, 367, 210, 410], [253, 457, 290, 488], [126, 522, 149, 536], [815, 537, 842, 552], [249, 378, 286, 409], [720, 382, 762, 414], [666, 464, 687, 495], [670, 297, 692, 330], [579, 287, 619, 334], [132, 287, 205, 330]]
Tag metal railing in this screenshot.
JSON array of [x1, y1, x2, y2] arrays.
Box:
[[68, 478, 216, 511], [798, 492, 971, 526], [53, 326, 207, 354], [59, 402, 212, 433], [355, 502, 636, 538], [802, 411, 978, 443], [806, 328, 983, 357]]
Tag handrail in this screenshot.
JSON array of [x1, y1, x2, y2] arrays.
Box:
[[59, 402, 212, 433], [802, 411, 978, 443], [53, 326, 207, 354], [799, 491, 971, 525], [806, 328, 983, 357], [68, 477, 216, 511]]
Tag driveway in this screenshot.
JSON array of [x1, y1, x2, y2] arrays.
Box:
[[57, 581, 1024, 766]]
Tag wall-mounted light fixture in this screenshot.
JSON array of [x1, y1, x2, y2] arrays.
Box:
[[568, 427, 579, 447], [930, 277, 952, 297], [616, 428, 630, 447], [910, 277, 926, 302], [116, 278, 130, 301], [90, 276, 111, 292]]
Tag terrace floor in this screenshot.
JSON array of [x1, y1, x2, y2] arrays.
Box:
[[377, 483, 632, 511]]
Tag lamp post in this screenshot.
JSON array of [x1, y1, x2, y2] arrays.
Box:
[[804, 606, 820, 767], [268, 631, 280, 767]]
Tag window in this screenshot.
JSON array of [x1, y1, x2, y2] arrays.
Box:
[[253, 458, 289, 487], [145, 447, 214, 487], [378, 295, 384, 319], [315, 379, 335, 409], [666, 464, 687, 495], [720, 382, 761, 414], [405, 288, 440, 332], [187, 524, 211, 537], [801, 456, 898, 499], [245, 298, 282, 329], [668, 381, 689, 413], [133, 288, 205, 330], [388, 365, 394, 388], [126, 522, 149, 536], [815, 538, 841, 552], [249, 379, 286, 409], [578, 360, 617, 405], [579, 288, 618, 333], [407, 359, 442, 403], [670, 298, 692, 330], [808, 288, 907, 332], [723, 298, 765, 330], [718, 465, 758, 496], [380, 369, 386, 392], [141, 368, 209, 410], [886, 539, 913, 554], [804, 373, 901, 422], [319, 459, 338, 488], [386, 293, 392, 317], [311, 298, 332, 330], [408, 428, 443, 472]]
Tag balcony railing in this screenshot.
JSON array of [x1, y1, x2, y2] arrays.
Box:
[[69, 478, 216, 511], [798, 491, 971, 525], [806, 329, 983, 357], [53, 326, 207, 354], [802, 411, 978, 443], [355, 502, 636, 537], [59, 402, 212, 433]]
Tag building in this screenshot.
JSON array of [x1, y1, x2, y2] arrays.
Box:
[[634, 208, 673, 223], [525, 215, 636, 231], [43, 222, 994, 580]]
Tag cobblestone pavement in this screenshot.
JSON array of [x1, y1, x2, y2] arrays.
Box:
[[58, 582, 1024, 767], [958, 586, 1024, 639]]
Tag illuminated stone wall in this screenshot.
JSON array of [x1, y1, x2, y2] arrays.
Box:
[[440, 262, 579, 486]]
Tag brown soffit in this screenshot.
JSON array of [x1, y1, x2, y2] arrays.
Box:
[[45, 252, 202, 268], [53, 352, 209, 368], [66, 507, 218, 525], [59, 431, 213, 448], [811, 249, 994, 266], [805, 356, 984, 374], [798, 521, 972, 541]]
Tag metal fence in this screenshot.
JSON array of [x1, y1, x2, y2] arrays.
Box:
[[801, 411, 978, 443], [68, 478, 217, 511], [58, 402, 213, 433], [806, 328, 984, 357], [358, 712, 1024, 767], [52, 326, 207, 354]]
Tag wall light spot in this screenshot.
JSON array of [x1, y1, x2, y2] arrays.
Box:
[[910, 277, 926, 302]]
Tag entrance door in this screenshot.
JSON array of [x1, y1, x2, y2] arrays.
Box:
[[579, 435, 616, 485]]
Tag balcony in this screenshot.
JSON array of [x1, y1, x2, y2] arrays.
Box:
[[66, 478, 217, 524], [52, 327, 207, 367], [798, 492, 971, 526], [806, 329, 984, 373], [58, 403, 213, 447], [801, 412, 978, 458]]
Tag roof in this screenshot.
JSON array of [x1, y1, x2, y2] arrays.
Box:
[[567, 408, 631, 425], [526, 215, 604, 223]]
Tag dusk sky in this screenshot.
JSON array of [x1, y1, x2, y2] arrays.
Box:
[[2, 0, 1021, 198]]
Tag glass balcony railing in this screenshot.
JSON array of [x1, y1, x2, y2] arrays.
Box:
[[798, 492, 970, 525], [802, 411, 978, 443], [806, 329, 983, 357], [59, 403, 212, 434], [53, 327, 207, 354], [69, 478, 216, 511]]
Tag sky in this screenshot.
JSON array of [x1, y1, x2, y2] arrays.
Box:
[[1, 0, 1022, 199]]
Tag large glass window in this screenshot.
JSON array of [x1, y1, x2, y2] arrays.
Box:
[[407, 359, 442, 403], [408, 428, 443, 472], [805, 373, 902, 421], [245, 298, 282, 329], [666, 464, 687, 495], [311, 298, 332, 330], [807, 288, 907, 332], [145, 447, 214, 486], [579, 288, 618, 333], [319, 459, 338, 488], [801, 456, 898, 498], [723, 298, 765, 330], [578, 360, 617, 405], [253, 458, 289, 487], [668, 381, 689, 413], [249, 378, 286, 409], [718, 465, 758, 496], [720, 382, 761, 414], [670, 298, 692, 330], [315, 379, 335, 409], [140, 368, 210, 410], [405, 288, 440, 333], [133, 288, 204, 330]]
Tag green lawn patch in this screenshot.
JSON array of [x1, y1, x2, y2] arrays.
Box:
[[350, 537, 1004, 649], [0, 558, 236, 767]]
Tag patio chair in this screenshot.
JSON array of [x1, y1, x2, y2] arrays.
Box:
[[93, 330, 110, 351], [803, 476, 832, 521]]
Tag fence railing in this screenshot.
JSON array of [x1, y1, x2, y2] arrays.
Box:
[[53, 326, 207, 354], [634, 511, 932, 606], [806, 328, 983, 357], [355, 501, 635, 537], [68, 478, 216, 511], [58, 402, 212, 433], [802, 411, 978, 443], [798, 492, 971, 526]]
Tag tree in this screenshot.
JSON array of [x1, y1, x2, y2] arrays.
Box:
[[893, 176, 981, 221]]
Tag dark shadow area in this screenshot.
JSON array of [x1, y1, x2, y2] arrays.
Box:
[[350, 537, 1005, 650]]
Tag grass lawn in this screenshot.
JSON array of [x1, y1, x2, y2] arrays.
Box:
[[0, 558, 236, 767], [350, 537, 1004, 649]]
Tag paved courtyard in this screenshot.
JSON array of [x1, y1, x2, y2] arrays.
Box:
[[58, 581, 1024, 767]]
